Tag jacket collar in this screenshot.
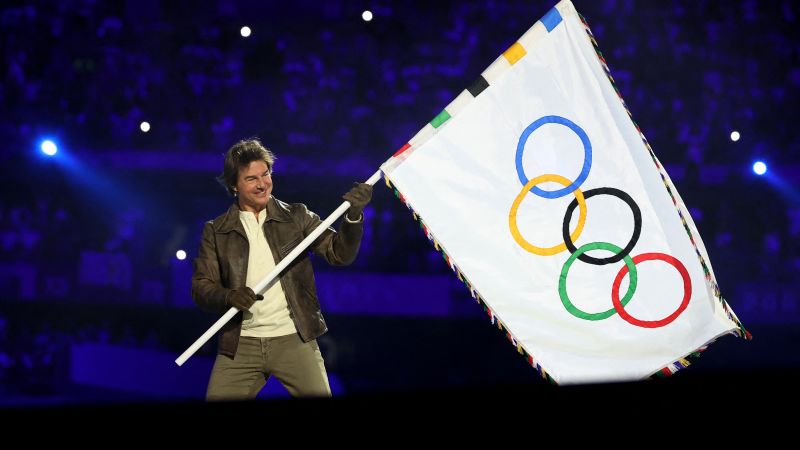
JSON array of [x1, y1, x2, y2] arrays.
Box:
[[215, 196, 290, 234]]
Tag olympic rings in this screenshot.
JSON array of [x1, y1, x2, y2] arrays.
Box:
[[509, 115, 692, 329]]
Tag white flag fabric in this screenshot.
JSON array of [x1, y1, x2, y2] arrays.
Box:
[[380, 0, 748, 384]]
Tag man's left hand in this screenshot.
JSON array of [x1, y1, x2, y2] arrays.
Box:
[[343, 182, 372, 221]]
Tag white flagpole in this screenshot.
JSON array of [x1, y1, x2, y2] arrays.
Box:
[[175, 170, 383, 366]]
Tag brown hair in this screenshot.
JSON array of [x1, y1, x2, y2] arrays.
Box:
[[217, 138, 276, 196]]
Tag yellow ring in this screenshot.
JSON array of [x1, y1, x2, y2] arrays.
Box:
[[509, 174, 587, 256]]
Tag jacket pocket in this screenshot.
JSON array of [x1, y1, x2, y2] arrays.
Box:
[[278, 236, 303, 258]]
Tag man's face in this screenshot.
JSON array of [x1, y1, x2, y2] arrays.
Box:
[[235, 160, 272, 213]]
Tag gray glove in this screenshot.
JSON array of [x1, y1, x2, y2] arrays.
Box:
[[226, 287, 263, 310], [343, 182, 373, 221]]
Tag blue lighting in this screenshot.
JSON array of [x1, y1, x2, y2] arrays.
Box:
[[752, 161, 767, 176], [40, 140, 58, 156]]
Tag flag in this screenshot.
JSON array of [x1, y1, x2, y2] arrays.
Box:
[[380, 0, 749, 384]]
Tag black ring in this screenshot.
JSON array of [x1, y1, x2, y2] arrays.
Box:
[[561, 187, 642, 265]]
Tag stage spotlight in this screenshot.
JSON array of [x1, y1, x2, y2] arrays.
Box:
[[362, 10, 373, 21], [241, 26, 251, 37], [730, 131, 740, 142], [752, 161, 767, 176], [176, 250, 187, 260], [41, 140, 58, 156], [140, 121, 151, 132]]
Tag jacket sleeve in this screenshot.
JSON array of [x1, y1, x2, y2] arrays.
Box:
[[296, 203, 364, 266], [191, 221, 230, 314]]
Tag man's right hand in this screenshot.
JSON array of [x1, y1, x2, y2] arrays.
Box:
[[226, 287, 262, 310]]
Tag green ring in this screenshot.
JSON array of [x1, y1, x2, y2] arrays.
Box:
[[558, 242, 638, 320]]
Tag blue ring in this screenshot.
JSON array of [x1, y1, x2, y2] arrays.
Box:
[[515, 115, 592, 199]]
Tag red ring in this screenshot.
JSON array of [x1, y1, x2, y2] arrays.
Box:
[[611, 253, 691, 328]]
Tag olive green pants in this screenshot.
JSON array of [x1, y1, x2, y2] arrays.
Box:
[[205, 333, 331, 400]]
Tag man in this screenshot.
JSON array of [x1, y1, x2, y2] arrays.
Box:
[[191, 138, 371, 400]]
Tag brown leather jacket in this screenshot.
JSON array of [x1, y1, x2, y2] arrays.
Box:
[[191, 196, 363, 358]]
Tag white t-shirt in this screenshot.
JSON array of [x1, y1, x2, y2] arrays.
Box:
[[238, 209, 298, 337]]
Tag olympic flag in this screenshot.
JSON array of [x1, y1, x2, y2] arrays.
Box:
[[380, 0, 749, 384]]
